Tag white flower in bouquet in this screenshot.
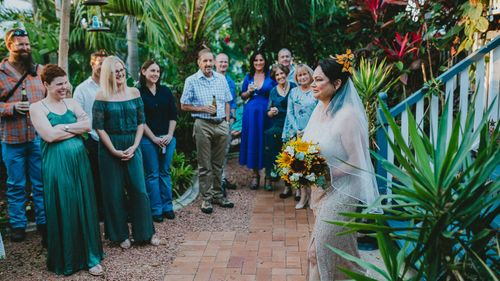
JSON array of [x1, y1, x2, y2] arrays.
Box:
[[282, 167, 291, 174], [295, 152, 305, 160], [284, 146, 295, 156], [307, 145, 319, 154], [290, 173, 303, 181], [305, 173, 316, 182]]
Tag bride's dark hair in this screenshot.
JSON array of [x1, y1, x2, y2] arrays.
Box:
[[318, 58, 351, 89], [318, 57, 354, 115]]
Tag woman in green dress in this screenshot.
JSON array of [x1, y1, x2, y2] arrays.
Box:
[[92, 56, 159, 249], [263, 64, 296, 191], [29, 64, 103, 276]]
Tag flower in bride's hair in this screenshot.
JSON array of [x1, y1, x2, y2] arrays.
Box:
[[332, 49, 354, 74]]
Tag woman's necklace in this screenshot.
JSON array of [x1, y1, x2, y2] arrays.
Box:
[[277, 82, 290, 97]]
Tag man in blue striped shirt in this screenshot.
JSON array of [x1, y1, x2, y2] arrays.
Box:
[[180, 48, 235, 214]]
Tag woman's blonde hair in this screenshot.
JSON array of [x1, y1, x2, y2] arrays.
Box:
[[294, 64, 314, 86], [100, 56, 126, 98]]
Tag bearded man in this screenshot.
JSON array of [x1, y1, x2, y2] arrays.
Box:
[[0, 28, 46, 244]]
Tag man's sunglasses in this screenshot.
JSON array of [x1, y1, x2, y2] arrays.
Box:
[[12, 29, 29, 37]]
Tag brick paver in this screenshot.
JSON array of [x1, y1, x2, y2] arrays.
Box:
[[164, 189, 314, 281]]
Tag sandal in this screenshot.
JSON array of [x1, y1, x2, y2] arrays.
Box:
[[89, 264, 104, 276]]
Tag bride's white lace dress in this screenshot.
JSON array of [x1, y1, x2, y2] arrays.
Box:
[[302, 79, 379, 280]]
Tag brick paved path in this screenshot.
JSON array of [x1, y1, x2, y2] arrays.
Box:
[[164, 189, 314, 281]]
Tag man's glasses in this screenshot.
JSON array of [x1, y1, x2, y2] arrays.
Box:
[[12, 29, 29, 37]]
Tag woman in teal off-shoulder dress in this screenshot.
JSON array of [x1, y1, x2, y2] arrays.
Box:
[[30, 65, 103, 276], [92, 56, 159, 249]]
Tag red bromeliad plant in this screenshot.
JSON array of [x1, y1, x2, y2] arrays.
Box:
[[373, 30, 423, 61], [365, 0, 382, 22]]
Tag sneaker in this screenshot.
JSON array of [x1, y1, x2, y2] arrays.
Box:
[[212, 197, 234, 208], [120, 238, 131, 249], [164, 211, 175, 220], [201, 200, 213, 214], [150, 234, 160, 246], [10, 227, 26, 242], [152, 215, 164, 223], [88, 264, 104, 276]]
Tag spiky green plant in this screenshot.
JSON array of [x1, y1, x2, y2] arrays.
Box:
[[328, 93, 500, 280], [352, 57, 398, 143]]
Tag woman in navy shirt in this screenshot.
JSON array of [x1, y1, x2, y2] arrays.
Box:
[[239, 51, 277, 189], [138, 60, 177, 222]]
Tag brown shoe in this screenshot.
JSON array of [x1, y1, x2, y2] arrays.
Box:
[[212, 197, 234, 208], [201, 200, 213, 214]]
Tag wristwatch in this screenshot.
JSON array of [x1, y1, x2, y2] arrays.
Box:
[[64, 125, 69, 132]]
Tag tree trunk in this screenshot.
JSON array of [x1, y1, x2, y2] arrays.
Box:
[[127, 16, 139, 81], [58, 0, 71, 74], [31, 0, 38, 19]]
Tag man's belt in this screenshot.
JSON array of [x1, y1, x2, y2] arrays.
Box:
[[196, 118, 225, 124]]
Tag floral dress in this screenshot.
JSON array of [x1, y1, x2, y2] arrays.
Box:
[[282, 87, 318, 141]]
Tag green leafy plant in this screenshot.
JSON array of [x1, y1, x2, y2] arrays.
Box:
[[171, 151, 195, 199], [352, 57, 397, 142], [328, 93, 500, 280], [457, 1, 489, 54]]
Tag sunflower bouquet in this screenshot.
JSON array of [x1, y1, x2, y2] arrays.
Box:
[[274, 137, 329, 189]]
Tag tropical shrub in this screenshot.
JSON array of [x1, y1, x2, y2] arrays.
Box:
[[171, 151, 195, 199], [328, 94, 500, 280], [352, 57, 397, 143]]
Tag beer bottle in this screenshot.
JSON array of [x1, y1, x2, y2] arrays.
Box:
[[21, 87, 28, 102], [211, 95, 217, 117]]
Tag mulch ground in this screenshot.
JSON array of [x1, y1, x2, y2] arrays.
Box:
[[0, 158, 256, 281]]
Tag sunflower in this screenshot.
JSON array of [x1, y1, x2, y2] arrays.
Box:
[[276, 152, 292, 168], [295, 141, 310, 153]]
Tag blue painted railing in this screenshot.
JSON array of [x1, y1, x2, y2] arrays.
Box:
[[376, 36, 500, 193]]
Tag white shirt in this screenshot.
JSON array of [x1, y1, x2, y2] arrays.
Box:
[[73, 77, 100, 141]]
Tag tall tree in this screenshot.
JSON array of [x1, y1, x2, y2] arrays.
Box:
[[126, 16, 139, 80], [58, 0, 71, 72]]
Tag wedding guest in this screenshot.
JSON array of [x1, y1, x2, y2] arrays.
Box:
[[73, 49, 108, 220], [239, 51, 276, 189], [93, 56, 159, 248], [180, 48, 235, 214], [263, 64, 296, 191], [277, 48, 295, 83], [281, 64, 318, 206], [30, 64, 103, 276], [138, 60, 177, 222], [0, 27, 46, 243], [215, 53, 237, 192], [303, 56, 379, 280]]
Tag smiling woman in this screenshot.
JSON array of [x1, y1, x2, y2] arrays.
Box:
[[28, 64, 103, 276], [239, 51, 277, 190], [93, 56, 159, 249], [262, 64, 296, 191]]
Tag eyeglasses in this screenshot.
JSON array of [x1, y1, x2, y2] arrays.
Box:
[[12, 29, 29, 37]]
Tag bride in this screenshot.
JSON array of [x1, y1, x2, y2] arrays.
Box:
[[302, 56, 379, 280]]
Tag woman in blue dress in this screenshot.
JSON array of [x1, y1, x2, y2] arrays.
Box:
[[281, 64, 318, 207], [239, 51, 277, 189], [263, 64, 296, 191]]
